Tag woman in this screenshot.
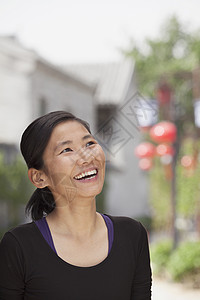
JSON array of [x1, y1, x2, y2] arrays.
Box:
[[0, 111, 152, 299]]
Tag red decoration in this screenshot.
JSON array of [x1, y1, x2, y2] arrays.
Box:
[[149, 121, 177, 144], [135, 142, 156, 158], [157, 83, 171, 104], [156, 144, 174, 156], [139, 158, 153, 171]]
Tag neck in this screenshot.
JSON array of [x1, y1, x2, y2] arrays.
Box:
[[46, 196, 99, 238]]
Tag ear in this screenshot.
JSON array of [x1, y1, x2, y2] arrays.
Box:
[[28, 168, 49, 189]]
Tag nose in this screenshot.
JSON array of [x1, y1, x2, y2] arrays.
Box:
[[76, 147, 94, 166]]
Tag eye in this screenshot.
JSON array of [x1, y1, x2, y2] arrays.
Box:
[[86, 141, 95, 147], [60, 147, 72, 154]]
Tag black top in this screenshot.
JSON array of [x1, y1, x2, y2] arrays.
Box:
[[0, 215, 152, 300]]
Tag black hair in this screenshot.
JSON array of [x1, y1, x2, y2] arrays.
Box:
[[20, 111, 91, 220]]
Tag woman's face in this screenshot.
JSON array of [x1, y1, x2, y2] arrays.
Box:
[[42, 120, 106, 206]]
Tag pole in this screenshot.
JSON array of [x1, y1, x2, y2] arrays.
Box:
[[158, 81, 179, 248], [170, 92, 179, 250], [192, 67, 200, 239], [171, 139, 179, 249]]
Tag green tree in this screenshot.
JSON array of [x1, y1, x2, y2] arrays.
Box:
[[0, 153, 33, 235], [126, 15, 199, 95], [125, 15, 200, 234]]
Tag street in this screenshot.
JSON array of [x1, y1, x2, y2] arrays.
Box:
[[152, 278, 200, 300]]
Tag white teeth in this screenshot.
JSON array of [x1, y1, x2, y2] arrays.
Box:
[[74, 169, 97, 180]]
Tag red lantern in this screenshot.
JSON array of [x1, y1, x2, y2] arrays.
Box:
[[156, 83, 171, 104], [135, 142, 156, 158], [150, 121, 177, 144], [156, 144, 174, 156], [139, 158, 153, 171]]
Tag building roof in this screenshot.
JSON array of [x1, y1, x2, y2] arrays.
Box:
[[0, 35, 37, 61], [0, 36, 135, 101], [63, 59, 135, 105], [0, 35, 95, 92]]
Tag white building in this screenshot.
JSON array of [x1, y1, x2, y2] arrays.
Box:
[[0, 36, 96, 151]]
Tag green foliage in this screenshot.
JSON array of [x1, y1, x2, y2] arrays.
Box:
[[125, 16, 200, 229], [149, 138, 200, 229], [0, 153, 33, 203], [149, 158, 171, 230], [151, 239, 200, 286], [176, 139, 200, 217], [125, 15, 198, 139], [176, 165, 200, 217], [126, 15, 200, 96], [167, 241, 200, 286], [0, 153, 33, 229], [150, 240, 172, 276]]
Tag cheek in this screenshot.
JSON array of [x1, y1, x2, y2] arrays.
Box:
[[94, 145, 106, 163], [44, 159, 74, 187], [49, 173, 71, 186]]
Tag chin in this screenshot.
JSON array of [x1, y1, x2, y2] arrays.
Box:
[[79, 185, 104, 199]]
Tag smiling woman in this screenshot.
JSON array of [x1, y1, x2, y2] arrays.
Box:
[[0, 111, 152, 300]]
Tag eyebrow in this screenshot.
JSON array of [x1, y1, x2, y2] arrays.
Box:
[[54, 134, 94, 152]]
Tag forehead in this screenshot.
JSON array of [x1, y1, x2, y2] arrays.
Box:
[[50, 120, 89, 142]]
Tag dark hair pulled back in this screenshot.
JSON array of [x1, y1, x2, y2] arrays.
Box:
[[20, 111, 91, 220]]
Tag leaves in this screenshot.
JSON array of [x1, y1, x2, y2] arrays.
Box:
[[125, 16, 200, 231], [126, 15, 200, 98], [0, 153, 34, 228], [167, 241, 200, 282]]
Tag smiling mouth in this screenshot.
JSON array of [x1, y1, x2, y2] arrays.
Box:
[[74, 169, 98, 181]]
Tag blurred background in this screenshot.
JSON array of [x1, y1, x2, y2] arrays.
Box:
[[0, 0, 200, 297]]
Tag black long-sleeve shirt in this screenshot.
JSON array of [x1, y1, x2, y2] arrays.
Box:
[[0, 215, 152, 299]]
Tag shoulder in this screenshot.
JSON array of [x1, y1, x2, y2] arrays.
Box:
[[106, 214, 148, 240], [8, 222, 36, 237], [0, 222, 37, 247], [106, 214, 143, 230]]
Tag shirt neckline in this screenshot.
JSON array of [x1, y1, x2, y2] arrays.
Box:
[[34, 214, 117, 270]]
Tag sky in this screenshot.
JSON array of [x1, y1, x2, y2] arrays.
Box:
[[0, 0, 200, 65]]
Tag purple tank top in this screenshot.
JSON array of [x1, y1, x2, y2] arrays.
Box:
[[35, 214, 114, 255]]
